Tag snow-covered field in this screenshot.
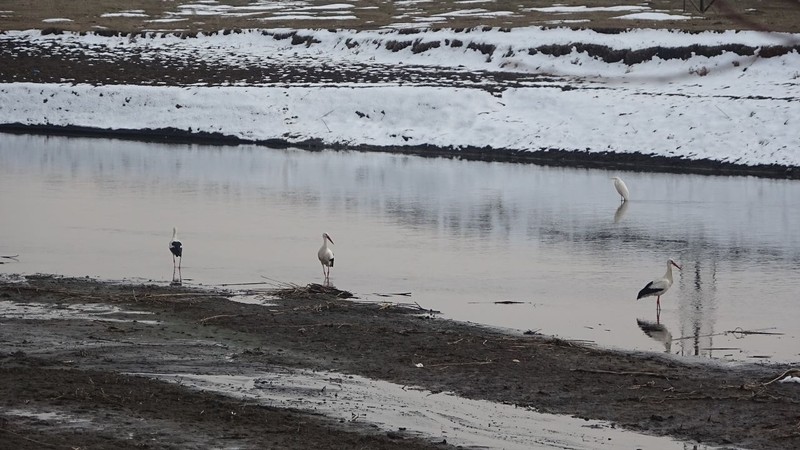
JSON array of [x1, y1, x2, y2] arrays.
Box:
[[1, 25, 799, 167]]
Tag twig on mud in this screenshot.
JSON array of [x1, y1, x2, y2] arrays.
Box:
[[572, 368, 666, 378], [218, 281, 273, 287], [270, 322, 354, 328], [143, 293, 219, 298], [0, 285, 71, 295], [0, 285, 106, 302], [357, 298, 439, 313], [266, 281, 354, 300], [428, 360, 493, 368], [198, 314, 240, 323], [259, 276, 301, 289], [641, 391, 788, 403], [0, 427, 61, 448], [762, 368, 800, 386], [413, 301, 440, 313]]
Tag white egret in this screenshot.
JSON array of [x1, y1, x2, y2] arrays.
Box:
[[317, 233, 335, 280], [637, 259, 681, 312], [611, 176, 629, 202]]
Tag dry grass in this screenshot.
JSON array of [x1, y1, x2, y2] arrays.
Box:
[[2, 0, 800, 33]]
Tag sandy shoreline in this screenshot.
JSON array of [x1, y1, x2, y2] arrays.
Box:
[[2, 275, 799, 449]]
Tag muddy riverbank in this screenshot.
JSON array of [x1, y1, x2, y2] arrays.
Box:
[[1, 275, 799, 449]]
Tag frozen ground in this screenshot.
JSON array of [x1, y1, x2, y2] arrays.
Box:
[[1, 25, 799, 168]]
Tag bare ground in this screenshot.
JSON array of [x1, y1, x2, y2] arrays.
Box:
[[2, 5, 800, 447], [1, 275, 799, 449]]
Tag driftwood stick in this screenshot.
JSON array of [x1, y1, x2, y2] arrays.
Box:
[[143, 293, 219, 298], [259, 276, 301, 289], [0, 427, 60, 448], [572, 368, 665, 377], [198, 314, 239, 323], [428, 361, 493, 368], [372, 292, 412, 297], [762, 368, 800, 386], [218, 281, 272, 287]]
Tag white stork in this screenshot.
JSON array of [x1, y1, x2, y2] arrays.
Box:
[[637, 259, 681, 312], [611, 176, 629, 202], [317, 233, 334, 280], [169, 227, 182, 269]]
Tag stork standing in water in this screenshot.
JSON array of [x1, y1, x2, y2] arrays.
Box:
[[169, 228, 183, 284], [611, 176, 629, 202], [637, 259, 681, 313], [317, 233, 334, 281]]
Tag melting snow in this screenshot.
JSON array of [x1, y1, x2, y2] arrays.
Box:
[[0, 26, 798, 167]]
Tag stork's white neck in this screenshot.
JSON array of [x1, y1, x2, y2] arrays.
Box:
[[664, 262, 674, 282]]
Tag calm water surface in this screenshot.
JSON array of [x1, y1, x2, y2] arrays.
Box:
[[2, 134, 798, 364]]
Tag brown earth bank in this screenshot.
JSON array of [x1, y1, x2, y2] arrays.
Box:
[[1, 275, 799, 449]]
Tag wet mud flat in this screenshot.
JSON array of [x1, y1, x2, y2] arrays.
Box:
[[1, 275, 799, 449]]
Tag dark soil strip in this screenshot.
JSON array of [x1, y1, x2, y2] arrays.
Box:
[[2, 123, 797, 180]]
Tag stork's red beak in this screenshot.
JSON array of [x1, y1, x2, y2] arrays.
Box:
[[672, 261, 682, 270]]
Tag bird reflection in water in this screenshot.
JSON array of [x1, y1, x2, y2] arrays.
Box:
[[613, 200, 629, 223], [637, 318, 672, 353]]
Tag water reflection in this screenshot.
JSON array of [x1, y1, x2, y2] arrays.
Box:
[[613, 200, 629, 223], [171, 266, 183, 286], [1, 134, 799, 362], [636, 318, 672, 353], [674, 258, 718, 358]]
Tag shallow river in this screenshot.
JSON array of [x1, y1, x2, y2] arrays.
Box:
[[1, 134, 798, 364]]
